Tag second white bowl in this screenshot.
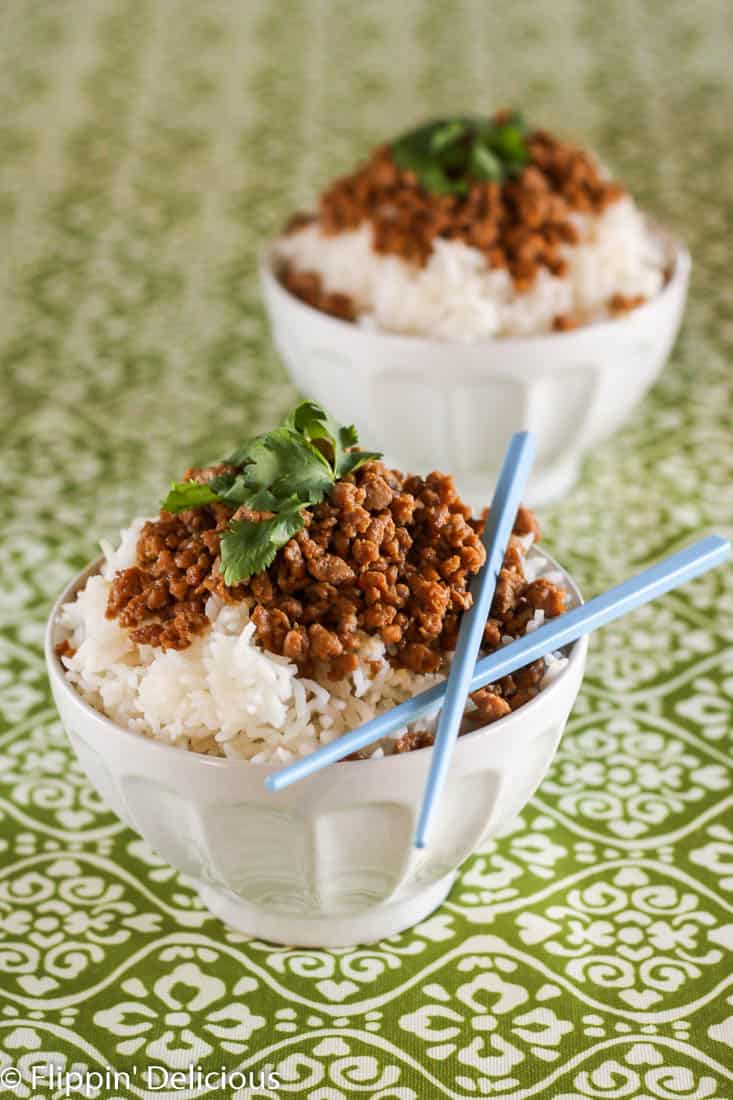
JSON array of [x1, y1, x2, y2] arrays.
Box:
[[261, 238, 689, 507]]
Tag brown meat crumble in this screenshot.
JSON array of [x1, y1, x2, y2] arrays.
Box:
[[106, 461, 566, 703], [278, 113, 631, 322], [279, 263, 357, 323], [608, 292, 647, 315]]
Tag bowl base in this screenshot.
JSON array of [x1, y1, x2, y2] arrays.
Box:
[[197, 873, 456, 947]]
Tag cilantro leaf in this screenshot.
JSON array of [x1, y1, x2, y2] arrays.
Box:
[[242, 487, 283, 511], [162, 481, 222, 514], [470, 143, 503, 182], [283, 401, 346, 458], [220, 499, 305, 584], [211, 474, 280, 512], [208, 471, 245, 499], [494, 124, 528, 161], [391, 113, 531, 194], [392, 118, 471, 196], [227, 437, 258, 466], [284, 401, 373, 478], [161, 402, 384, 586], [241, 427, 333, 503], [338, 449, 384, 477], [429, 119, 469, 154], [282, 400, 331, 438]]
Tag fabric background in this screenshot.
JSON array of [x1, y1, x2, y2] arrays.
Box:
[[2, 1, 732, 1097]]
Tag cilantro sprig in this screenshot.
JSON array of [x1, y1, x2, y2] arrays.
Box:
[[161, 402, 381, 585], [391, 112, 530, 196]]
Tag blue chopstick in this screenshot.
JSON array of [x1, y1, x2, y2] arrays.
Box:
[[414, 432, 536, 849], [265, 535, 730, 792]]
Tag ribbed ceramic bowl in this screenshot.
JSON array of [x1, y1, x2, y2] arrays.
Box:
[[261, 237, 690, 507], [46, 553, 587, 948]]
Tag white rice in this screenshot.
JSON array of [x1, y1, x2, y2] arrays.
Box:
[[58, 522, 570, 762], [274, 196, 667, 340]]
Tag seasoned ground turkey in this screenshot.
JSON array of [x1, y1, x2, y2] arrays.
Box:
[[608, 292, 647, 315], [279, 263, 357, 323], [106, 461, 565, 690], [279, 113, 626, 316]]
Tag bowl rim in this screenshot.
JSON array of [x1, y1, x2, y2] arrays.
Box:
[[46, 548, 587, 773], [260, 229, 690, 351]]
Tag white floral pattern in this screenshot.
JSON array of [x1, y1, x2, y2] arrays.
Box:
[[95, 955, 265, 1066]]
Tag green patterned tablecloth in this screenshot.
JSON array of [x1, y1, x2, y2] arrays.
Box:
[[2, 2, 733, 1097]]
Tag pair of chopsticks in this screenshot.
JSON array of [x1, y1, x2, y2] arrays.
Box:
[[266, 434, 730, 850]]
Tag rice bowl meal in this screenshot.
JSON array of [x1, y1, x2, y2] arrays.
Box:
[[273, 110, 668, 339], [56, 402, 571, 764]]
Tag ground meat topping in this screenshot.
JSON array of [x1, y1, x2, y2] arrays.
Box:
[[106, 462, 485, 670], [280, 113, 626, 299], [55, 639, 76, 661], [105, 460, 566, 685], [279, 262, 358, 322], [552, 313, 581, 332], [393, 729, 435, 755], [394, 653, 556, 754], [608, 292, 647, 314]]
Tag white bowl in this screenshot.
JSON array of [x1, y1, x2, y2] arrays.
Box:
[[46, 555, 587, 948], [261, 238, 690, 507]]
